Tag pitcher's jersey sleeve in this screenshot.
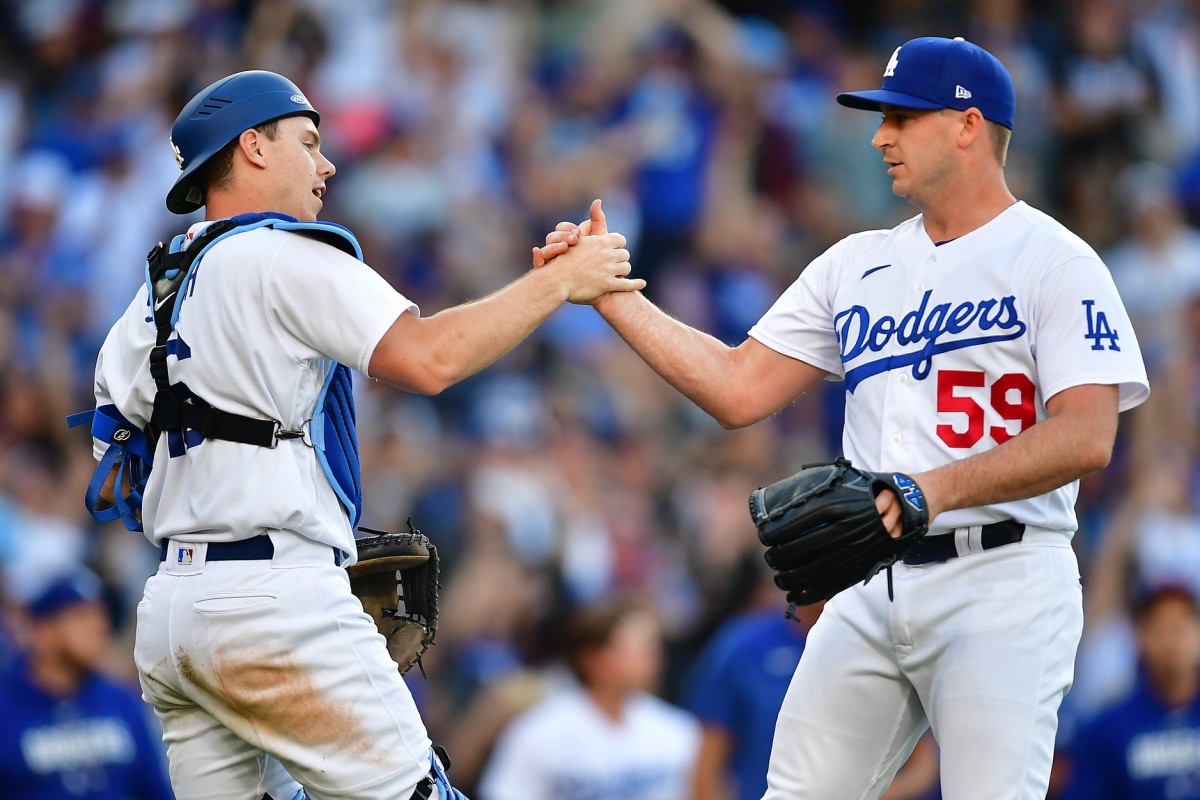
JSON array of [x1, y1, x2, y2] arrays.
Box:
[[748, 237, 860, 377], [1029, 254, 1149, 411]]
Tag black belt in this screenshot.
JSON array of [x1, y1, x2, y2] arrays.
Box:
[[902, 520, 1025, 566], [159, 536, 275, 562]]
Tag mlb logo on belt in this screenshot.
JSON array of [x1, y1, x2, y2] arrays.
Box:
[[177, 546, 194, 565]]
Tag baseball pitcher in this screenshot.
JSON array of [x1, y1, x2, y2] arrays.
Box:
[[540, 37, 1150, 799]]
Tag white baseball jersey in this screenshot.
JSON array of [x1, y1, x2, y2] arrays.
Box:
[[749, 200, 1149, 535], [93, 222, 416, 557], [480, 685, 700, 800]]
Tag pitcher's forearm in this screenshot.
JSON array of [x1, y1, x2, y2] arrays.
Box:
[[592, 291, 754, 425], [913, 384, 1118, 522]]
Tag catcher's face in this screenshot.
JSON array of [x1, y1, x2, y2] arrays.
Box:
[[259, 116, 335, 222]]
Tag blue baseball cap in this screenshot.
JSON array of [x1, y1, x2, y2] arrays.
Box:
[[837, 37, 1015, 130], [27, 570, 104, 619]]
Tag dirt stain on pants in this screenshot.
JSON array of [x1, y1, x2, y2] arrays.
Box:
[[176, 645, 391, 768]]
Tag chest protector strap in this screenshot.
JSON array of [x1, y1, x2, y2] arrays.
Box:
[[67, 405, 154, 531], [77, 212, 365, 530], [144, 216, 283, 448]]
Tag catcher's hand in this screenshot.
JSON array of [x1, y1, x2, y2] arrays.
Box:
[[348, 519, 440, 676], [749, 458, 929, 609]]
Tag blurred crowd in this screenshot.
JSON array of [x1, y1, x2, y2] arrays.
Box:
[[1, 0, 1200, 797]]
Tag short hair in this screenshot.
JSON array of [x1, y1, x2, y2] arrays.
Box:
[[562, 598, 645, 685], [1133, 582, 1200, 623], [987, 120, 1011, 167], [191, 119, 281, 199]]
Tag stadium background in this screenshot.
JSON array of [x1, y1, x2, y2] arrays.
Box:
[[1, 0, 1198, 796]]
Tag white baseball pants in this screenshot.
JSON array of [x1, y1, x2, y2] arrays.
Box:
[[134, 530, 432, 800], [763, 531, 1084, 800]]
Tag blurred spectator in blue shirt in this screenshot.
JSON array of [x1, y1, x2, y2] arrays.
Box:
[[0, 568, 172, 799], [683, 582, 814, 800], [683, 571, 939, 800], [1062, 581, 1200, 799]]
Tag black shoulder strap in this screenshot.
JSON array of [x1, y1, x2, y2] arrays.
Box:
[[144, 220, 301, 450]]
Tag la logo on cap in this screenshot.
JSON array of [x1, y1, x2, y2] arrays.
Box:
[[884, 46, 901, 77]]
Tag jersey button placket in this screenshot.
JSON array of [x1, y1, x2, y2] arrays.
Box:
[[878, 264, 916, 461]]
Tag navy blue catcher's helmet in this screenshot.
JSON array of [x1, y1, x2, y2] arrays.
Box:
[[166, 70, 320, 214]]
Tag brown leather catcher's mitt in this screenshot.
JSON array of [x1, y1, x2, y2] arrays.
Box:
[[348, 520, 440, 676]]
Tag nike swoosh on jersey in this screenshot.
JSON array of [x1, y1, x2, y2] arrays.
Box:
[[861, 264, 892, 279]]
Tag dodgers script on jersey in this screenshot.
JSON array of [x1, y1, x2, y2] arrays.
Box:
[[93, 224, 416, 557], [749, 201, 1149, 535]]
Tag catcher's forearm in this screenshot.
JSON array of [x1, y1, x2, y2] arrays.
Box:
[[914, 383, 1117, 522], [369, 267, 570, 394]]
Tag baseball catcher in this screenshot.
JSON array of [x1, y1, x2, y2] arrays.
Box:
[[348, 520, 440, 676], [749, 458, 930, 609]]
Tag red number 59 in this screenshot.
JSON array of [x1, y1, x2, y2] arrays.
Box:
[[936, 370, 1036, 448]]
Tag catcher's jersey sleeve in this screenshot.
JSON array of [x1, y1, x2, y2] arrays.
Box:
[[264, 232, 418, 375], [93, 283, 159, 454], [747, 202, 1150, 536]]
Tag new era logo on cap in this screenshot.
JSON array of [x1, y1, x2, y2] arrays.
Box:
[[836, 36, 1016, 130]]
